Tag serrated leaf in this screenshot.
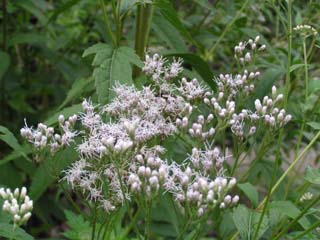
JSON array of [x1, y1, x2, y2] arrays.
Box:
[[238, 182, 259, 207], [63, 210, 92, 240], [154, 0, 193, 43], [83, 44, 141, 104], [82, 43, 111, 58], [0, 223, 33, 240], [0, 126, 30, 161], [152, 13, 187, 52], [305, 166, 320, 184], [0, 51, 10, 79]]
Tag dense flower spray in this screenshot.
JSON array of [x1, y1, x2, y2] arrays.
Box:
[[20, 36, 291, 223]]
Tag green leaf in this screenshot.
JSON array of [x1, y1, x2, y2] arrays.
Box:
[[290, 64, 305, 73], [253, 67, 285, 100], [48, 0, 81, 23], [0, 223, 33, 240], [165, 53, 215, 90], [154, 0, 193, 43], [83, 44, 142, 104], [232, 204, 269, 240], [15, 0, 47, 25], [0, 126, 30, 161], [29, 147, 77, 201], [307, 122, 320, 130], [305, 166, 320, 185], [152, 13, 187, 52], [45, 104, 83, 126], [58, 78, 94, 110], [269, 201, 310, 229], [63, 210, 92, 240], [0, 51, 10, 79], [238, 182, 259, 207], [8, 33, 47, 46]]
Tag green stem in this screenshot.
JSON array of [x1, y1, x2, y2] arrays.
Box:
[[115, 167, 143, 240], [303, 37, 309, 100], [273, 194, 320, 240], [91, 203, 98, 240], [143, 199, 152, 240], [59, 183, 85, 218], [258, 131, 320, 208], [1, 0, 7, 123], [253, 130, 284, 240], [204, 0, 249, 61], [100, 0, 116, 46], [115, 0, 122, 46], [283, 0, 292, 108], [291, 219, 320, 240], [133, 3, 154, 78]]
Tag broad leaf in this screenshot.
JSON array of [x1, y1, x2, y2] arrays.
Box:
[[154, 0, 193, 43], [83, 44, 142, 103], [232, 205, 269, 239], [45, 104, 83, 126], [152, 13, 187, 52], [0, 223, 33, 240], [63, 210, 92, 240], [238, 182, 259, 207], [269, 201, 310, 229], [0, 126, 29, 161], [58, 78, 94, 110], [305, 166, 320, 185]]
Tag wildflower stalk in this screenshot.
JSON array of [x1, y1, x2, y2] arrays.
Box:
[[91, 203, 98, 240], [253, 130, 283, 240], [204, 0, 249, 61], [273, 194, 320, 240], [100, 0, 116, 47], [133, 3, 154, 78], [1, 0, 7, 123], [285, 35, 311, 198], [283, 0, 292, 107], [303, 37, 309, 100]]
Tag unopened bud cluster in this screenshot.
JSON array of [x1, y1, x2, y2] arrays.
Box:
[[20, 114, 77, 155], [300, 192, 313, 202], [293, 25, 318, 37], [0, 187, 33, 226], [234, 36, 265, 65]]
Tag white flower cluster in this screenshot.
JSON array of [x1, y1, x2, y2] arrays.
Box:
[[234, 36, 266, 65], [300, 192, 313, 202], [20, 115, 78, 155], [166, 164, 238, 217], [143, 53, 183, 82], [21, 38, 292, 219], [293, 24, 318, 37], [0, 187, 33, 226]]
